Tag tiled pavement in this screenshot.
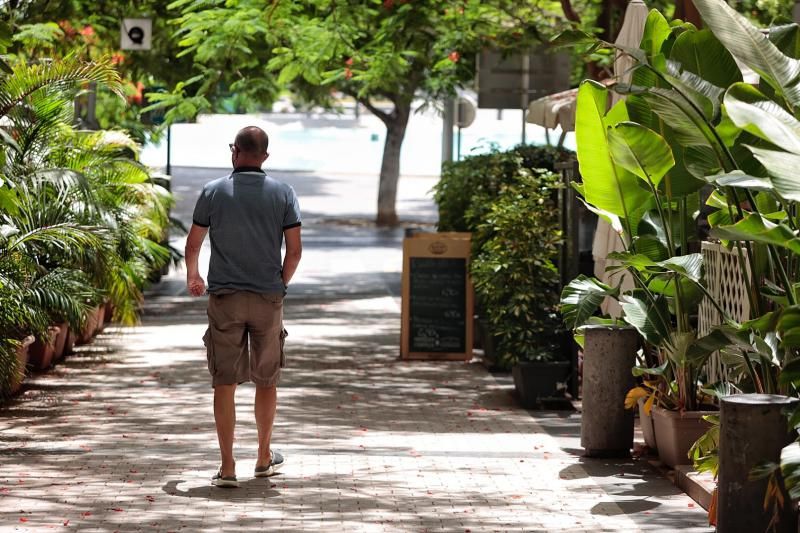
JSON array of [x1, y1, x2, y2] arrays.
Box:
[[0, 169, 712, 532]]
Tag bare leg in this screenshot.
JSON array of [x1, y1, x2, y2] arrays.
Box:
[[214, 384, 237, 477], [255, 385, 277, 467]]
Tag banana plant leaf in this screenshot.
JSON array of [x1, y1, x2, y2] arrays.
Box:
[[692, 0, 800, 110], [575, 80, 650, 237], [746, 146, 800, 202], [724, 83, 800, 155], [607, 121, 675, 189], [781, 442, 800, 500], [620, 292, 672, 347], [711, 213, 800, 255], [669, 29, 743, 89], [560, 274, 619, 330]]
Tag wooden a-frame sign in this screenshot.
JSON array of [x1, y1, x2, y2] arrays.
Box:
[[400, 232, 473, 361]]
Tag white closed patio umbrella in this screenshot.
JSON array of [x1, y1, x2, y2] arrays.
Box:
[[609, 0, 649, 105], [594, 0, 649, 316]]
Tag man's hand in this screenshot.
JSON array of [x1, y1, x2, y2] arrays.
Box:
[[185, 224, 209, 297], [187, 274, 206, 296]]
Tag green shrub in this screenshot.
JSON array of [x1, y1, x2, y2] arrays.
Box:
[[433, 144, 572, 368], [433, 144, 570, 233], [470, 169, 566, 367]]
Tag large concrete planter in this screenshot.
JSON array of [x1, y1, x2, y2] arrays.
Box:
[[651, 406, 714, 468], [581, 325, 638, 457], [717, 394, 798, 533], [512, 361, 571, 408]]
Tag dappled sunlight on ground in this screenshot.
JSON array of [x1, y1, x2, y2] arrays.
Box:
[[0, 211, 712, 531]]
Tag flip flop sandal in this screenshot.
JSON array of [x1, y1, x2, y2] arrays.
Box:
[[254, 450, 284, 477], [212, 469, 239, 488]]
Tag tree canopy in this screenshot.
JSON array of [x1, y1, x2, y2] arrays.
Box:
[[4, 0, 795, 223], [168, 0, 574, 224]]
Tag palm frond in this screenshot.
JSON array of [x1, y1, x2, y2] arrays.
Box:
[[0, 56, 122, 119]]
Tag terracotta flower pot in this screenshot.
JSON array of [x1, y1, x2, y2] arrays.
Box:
[[52, 322, 68, 362], [637, 397, 657, 451], [28, 325, 61, 371], [103, 301, 114, 325], [92, 305, 106, 335], [75, 307, 100, 345], [8, 335, 35, 395], [63, 329, 76, 356], [652, 405, 714, 468]]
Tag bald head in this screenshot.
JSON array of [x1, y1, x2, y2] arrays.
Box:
[[234, 126, 269, 156]]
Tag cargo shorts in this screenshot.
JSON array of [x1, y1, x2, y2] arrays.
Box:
[[203, 291, 287, 388]]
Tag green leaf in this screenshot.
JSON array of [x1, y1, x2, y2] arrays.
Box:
[[641, 88, 713, 147], [669, 29, 743, 89], [578, 199, 623, 233], [560, 275, 619, 330], [746, 146, 800, 202], [632, 359, 670, 377], [621, 293, 671, 346], [607, 122, 675, 188], [640, 9, 672, 62], [0, 188, 17, 215], [662, 62, 723, 121], [658, 254, 703, 282], [714, 171, 774, 192], [683, 145, 721, 180], [781, 443, 800, 500], [277, 62, 304, 85], [606, 251, 658, 272], [779, 307, 800, 347], [711, 214, 800, 255], [648, 276, 704, 307], [770, 24, 800, 59], [635, 234, 670, 261], [724, 83, 800, 155], [549, 29, 598, 48], [692, 0, 800, 110], [743, 310, 781, 336], [685, 327, 735, 366], [575, 81, 650, 231], [779, 357, 800, 387]]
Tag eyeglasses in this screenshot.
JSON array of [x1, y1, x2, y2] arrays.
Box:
[[228, 143, 238, 153]]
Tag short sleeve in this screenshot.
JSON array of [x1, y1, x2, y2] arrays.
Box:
[[192, 186, 211, 228], [282, 186, 301, 230]]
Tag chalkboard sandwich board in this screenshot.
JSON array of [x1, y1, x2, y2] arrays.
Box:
[[401, 232, 474, 360]]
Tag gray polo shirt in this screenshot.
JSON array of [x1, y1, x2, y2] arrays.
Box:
[[192, 168, 301, 294]]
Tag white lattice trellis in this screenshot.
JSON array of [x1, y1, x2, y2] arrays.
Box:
[[699, 241, 751, 383]]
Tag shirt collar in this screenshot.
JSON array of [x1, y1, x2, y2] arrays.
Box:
[[232, 166, 265, 174]]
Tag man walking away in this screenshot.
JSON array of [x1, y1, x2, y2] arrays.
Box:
[[184, 126, 302, 488]]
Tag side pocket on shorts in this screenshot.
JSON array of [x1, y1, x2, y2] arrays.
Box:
[[279, 327, 288, 368], [202, 328, 215, 375]]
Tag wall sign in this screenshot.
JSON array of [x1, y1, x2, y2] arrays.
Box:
[[121, 18, 152, 51]]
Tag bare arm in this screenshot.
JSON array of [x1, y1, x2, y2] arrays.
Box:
[[185, 224, 209, 296], [282, 226, 302, 287]]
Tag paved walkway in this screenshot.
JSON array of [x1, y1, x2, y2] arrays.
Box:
[[0, 170, 712, 532]]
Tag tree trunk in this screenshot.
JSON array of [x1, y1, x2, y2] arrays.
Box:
[[376, 101, 411, 226]]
